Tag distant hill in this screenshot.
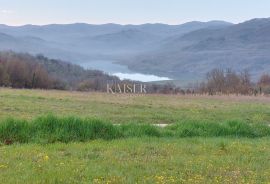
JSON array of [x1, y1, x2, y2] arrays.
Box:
[[5, 19, 270, 82], [0, 21, 232, 64], [0, 21, 232, 40], [123, 18, 270, 80]]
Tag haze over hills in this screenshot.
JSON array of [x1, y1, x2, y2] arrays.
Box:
[[125, 18, 270, 81], [0, 19, 270, 82]]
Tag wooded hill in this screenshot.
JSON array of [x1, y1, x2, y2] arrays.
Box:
[[0, 51, 119, 91]]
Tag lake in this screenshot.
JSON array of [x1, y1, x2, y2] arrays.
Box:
[[81, 60, 171, 82]]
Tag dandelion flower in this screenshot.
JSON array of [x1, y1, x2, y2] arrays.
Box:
[[44, 155, 49, 161]]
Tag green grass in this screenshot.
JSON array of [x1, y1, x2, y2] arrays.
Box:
[[1, 88, 270, 124], [0, 138, 270, 184], [0, 115, 269, 144], [1, 88, 270, 183]]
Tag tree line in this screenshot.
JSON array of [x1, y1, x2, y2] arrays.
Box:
[[197, 68, 270, 95], [148, 68, 270, 95]]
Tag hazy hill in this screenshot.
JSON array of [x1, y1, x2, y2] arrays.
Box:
[[0, 21, 231, 40], [0, 21, 232, 56], [74, 29, 162, 55], [5, 19, 270, 82], [0, 20, 235, 82], [123, 18, 270, 80]]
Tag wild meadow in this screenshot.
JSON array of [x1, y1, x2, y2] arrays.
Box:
[[1, 138, 270, 184], [1, 88, 270, 124], [0, 88, 270, 183]]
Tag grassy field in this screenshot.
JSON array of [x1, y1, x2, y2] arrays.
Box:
[[1, 138, 270, 184], [0, 88, 270, 124], [0, 88, 270, 183]]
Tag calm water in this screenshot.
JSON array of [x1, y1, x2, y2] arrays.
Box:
[[81, 60, 171, 82], [113, 72, 171, 82]]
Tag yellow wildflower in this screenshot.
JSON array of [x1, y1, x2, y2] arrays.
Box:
[[44, 155, 49, 161], [0, 164, 8, 169]]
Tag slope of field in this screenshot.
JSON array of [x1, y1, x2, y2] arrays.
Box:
[[1, 138, 270, 183], [0, 88, 270, 184], [0, 88, 270, 124]]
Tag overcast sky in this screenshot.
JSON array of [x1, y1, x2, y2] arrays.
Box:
[[1, 0, 270, 25]]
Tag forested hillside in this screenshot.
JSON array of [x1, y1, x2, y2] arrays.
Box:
[[0, 51, 119, 90]]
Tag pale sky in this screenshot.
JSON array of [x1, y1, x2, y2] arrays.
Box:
[[1, 0, 270, 26]]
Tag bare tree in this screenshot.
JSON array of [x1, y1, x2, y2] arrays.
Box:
[[258, 74, 270, 94], [206, 68, 225, 94]]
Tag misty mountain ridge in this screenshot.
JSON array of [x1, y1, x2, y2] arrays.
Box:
[[0, 20, 232, 66], [0, 19, 269, 82], [122, 18, 270, 80]]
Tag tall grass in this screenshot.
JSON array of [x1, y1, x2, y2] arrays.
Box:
[[0, 115, 121, 144], [167, 120, 270, 138], [0, 115, 269, 144]]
